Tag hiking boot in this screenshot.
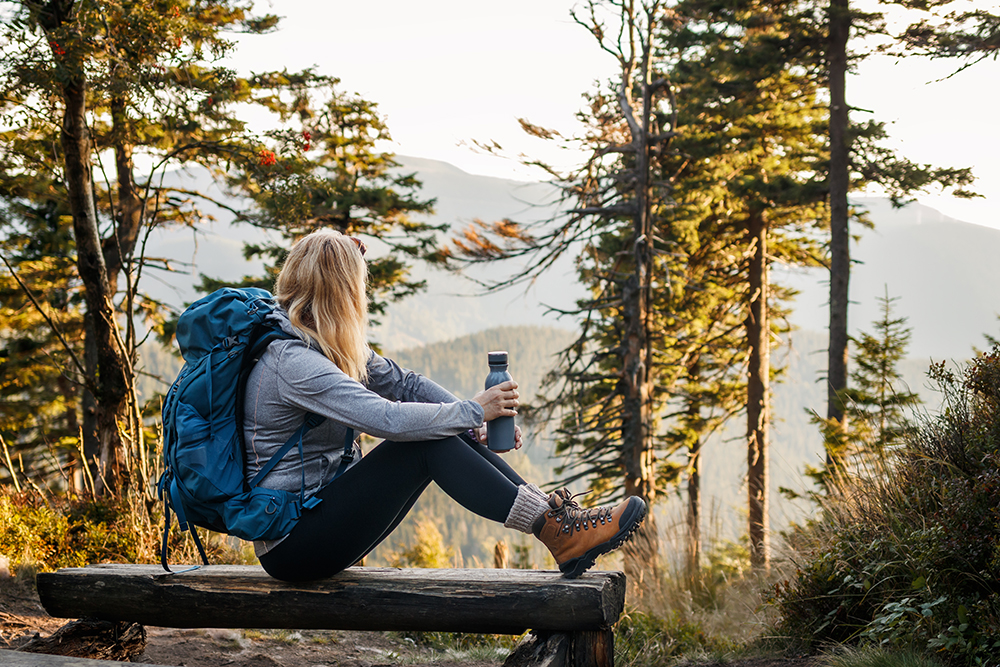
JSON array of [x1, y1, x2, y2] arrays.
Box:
[[532, 490, 646, 578]]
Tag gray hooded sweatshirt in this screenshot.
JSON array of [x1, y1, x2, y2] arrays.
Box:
[[243, 309, 485, 552]]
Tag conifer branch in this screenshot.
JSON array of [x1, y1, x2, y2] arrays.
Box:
[[0, 252, 94, 393]]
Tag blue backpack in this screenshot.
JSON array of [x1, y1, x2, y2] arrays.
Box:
[[158, 287, 353, 572]]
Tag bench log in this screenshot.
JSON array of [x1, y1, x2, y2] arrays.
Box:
[[37, 564, 625, 667], [37, 564, 624, 634]]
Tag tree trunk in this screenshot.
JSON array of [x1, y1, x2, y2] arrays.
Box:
[[621, 262, 660, 591], [746, 208, 770, 569], [82, 312, 100, 493], [55, 373, 81, 493], [620, 11, 661, 590], [684, 359, 703, 582], [686, 435, 702, 581], [52, 25, 133, 497], [108, 95, 147, 485], [827, 0, 851, 475], [106, 95, 144, 288]]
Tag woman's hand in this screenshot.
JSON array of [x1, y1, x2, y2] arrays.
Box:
[[473, 424, 523, 453], [473, 380, 519, 422]]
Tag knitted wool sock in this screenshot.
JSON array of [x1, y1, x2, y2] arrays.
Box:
[[503, 483, 550, 534]]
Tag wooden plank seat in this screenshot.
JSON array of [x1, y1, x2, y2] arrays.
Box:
[[36, 564, 627, 667]]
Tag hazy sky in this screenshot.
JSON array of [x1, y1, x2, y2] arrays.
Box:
[[235, 0, 999, 230]]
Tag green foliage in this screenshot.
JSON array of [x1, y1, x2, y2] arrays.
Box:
[[0, 0, 302, 493], [897, 7, 1000, 66], [203, 76, 441, 328], [774, 348, 1000, 665], [614, 610, 731, 666], [0, 189, 88, 487], [686, 539, 753, 610], [386, 517, 456, 569], [1, 0, 441, 492], [807, 291, 922, 492]]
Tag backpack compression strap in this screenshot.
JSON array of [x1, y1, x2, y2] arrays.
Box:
[[248, 418, 356, 494], [159, 471, 210, 575]]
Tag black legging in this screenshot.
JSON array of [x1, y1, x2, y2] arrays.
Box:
[[258, 435, 525, 581]]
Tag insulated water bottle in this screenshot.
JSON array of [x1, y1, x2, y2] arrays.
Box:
[[484, 351, 515, 451]]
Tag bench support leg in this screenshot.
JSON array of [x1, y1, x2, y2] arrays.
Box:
[[504, 628, 614, 667]]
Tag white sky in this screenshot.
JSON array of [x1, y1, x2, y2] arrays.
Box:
[[233, 0, 1000, 230]]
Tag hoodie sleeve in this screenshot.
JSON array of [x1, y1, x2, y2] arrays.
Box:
[[364, 351, 465, 405], [272, 340, 484, 441]]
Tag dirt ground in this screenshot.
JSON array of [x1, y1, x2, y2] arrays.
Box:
[[0, 574, 818, 667]]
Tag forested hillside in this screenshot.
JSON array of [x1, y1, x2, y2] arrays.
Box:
[[136, 322, 942, 565]]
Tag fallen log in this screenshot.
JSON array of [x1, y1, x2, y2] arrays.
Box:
[[37, 564, 626, 635]]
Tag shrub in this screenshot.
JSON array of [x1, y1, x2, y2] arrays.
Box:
[[0, 487, 253, 575], [386, 516, 456, 568], [773, 349, 1000, 664]]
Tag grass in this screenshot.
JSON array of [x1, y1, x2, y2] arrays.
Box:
[[818, 645, 945, 667]]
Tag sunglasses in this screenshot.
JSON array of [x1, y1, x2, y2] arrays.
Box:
[[350, 236, 367, 256]]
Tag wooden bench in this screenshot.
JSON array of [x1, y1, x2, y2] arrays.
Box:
[[36, 564, 627, 667]]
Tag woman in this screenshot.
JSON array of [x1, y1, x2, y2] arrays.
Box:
[[243, 229, 646, 581]]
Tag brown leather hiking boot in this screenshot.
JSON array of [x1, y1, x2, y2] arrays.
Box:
[[532, 490, 646, 578]]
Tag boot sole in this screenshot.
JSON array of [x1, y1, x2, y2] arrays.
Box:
[[558, 496, 647, 579]]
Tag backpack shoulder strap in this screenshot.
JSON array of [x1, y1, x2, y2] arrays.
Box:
[[238, 322, 355, 498], [235, 322, 305, 488]]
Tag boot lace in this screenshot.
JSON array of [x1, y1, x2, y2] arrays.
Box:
[[548, 490, 613, 534]]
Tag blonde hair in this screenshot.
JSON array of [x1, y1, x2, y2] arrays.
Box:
[[275, 229, 370, 383]]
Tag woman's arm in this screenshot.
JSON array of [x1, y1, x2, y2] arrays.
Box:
[[366, 350, 521, 441], [364, 351, 461, 404], [273, 341, 484, 441]]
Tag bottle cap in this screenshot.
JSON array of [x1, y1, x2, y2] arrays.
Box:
[[488, 351, 508, 366]]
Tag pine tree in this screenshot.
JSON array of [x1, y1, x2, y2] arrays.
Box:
[[664, 0, 830, 569], [447, 0, 677, 590], [898, 5, 1000, 66], [822, 0, 977, 475], [451, 0, 830, 574], [0, 198, 86, 490], [0, 1, 439, 493], [843, 291, 920, 457], [201, 78, 440, 328], [811, 290, 920, 486], [0, 0, 290, 494]]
